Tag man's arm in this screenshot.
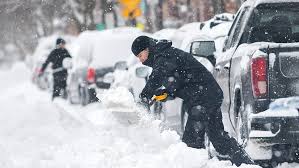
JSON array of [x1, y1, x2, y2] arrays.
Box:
[[140, 57, 167, 99], [40, 51, 53, 72]]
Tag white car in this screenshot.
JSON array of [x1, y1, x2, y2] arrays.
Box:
[[67, 27, 150, 105]]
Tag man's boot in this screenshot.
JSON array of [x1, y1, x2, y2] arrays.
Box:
[[182, 119, 205, 149], [228, 141, 255, 166]]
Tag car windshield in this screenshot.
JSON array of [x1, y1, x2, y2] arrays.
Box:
[[191, 41, 216, 57], [249, 3, 299, 43]]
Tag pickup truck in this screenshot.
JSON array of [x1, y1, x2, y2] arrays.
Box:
[[212, 0, 299, 164]]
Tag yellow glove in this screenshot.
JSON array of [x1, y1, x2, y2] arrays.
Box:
[[153, 93, 168, 102]]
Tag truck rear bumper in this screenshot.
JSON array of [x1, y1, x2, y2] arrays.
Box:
[[247, 113, 299, 161], [250, 112, 299, 143]]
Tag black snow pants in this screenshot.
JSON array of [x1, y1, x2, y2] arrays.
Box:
[[182, 103, 254, 166], [52, 72, 67, 100], [182, 103, 232, 154]]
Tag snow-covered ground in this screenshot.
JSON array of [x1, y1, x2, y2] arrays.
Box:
[[0, 63, 297, 168]]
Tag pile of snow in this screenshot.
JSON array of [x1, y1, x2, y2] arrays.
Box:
[[110, 69, 132, 89], [101, 86, 135, 110]]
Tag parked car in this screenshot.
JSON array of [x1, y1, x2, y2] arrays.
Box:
[[210, 0, 299, 164], [67, 27, 148, 106]]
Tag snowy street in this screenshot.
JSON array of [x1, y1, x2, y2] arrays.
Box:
[[0, 63, 298, 168], [0, 64, 262, 168]]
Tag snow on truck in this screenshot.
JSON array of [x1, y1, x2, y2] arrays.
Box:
[[210, 0, 299, 164]]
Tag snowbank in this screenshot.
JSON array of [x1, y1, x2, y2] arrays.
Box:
[[101, 86, 135, 110]]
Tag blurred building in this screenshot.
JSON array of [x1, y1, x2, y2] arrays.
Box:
[[160, 0, 240, 29]]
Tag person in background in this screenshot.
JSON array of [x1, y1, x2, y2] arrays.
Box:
[[39, 38, 72, 100]]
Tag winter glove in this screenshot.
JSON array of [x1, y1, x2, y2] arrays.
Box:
[[153, 89, 168, 102]]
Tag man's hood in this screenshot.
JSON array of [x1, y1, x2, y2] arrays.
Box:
[[142, 39, 172, 67]]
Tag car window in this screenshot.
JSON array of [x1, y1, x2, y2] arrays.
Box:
[[248, 3, 299, 43], [230, 8, 249, 47], [224, 10, 242, 50], [191, 41, 216, 57]]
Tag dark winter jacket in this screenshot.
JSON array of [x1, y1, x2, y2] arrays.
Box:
[[140, 40, 223, 108], [41, 48, 72, 76]]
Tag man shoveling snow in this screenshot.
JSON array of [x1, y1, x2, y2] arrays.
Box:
[[131, 35, 255, 166]]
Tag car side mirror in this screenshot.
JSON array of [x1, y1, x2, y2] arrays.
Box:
[[190, 41, 216, 58], [135, 67, 150, 78], [114, 61, 128, 70]]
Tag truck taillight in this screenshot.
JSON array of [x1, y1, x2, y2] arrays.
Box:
[[251, 57, 267, 98], [87, 68, 95, 83]]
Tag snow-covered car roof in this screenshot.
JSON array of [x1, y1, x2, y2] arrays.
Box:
[[178, 21, 232, 51], [178, 22, 202, 33], [72, 27, 151, 69], [244, 0, 299, 7], [204, 22, 232, 39], [152, 28, 177, 40], [200, 13, 234, 33], [170, 23, 203, 48]]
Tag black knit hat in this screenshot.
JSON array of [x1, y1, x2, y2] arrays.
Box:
[[56, 38, 66, 45], [131, 36, 151, 56]]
